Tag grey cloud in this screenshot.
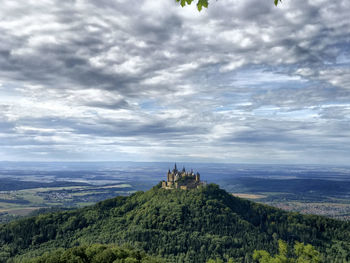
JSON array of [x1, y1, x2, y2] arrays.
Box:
[[85, 99, 130, 110], [0, 0, 350, 163], [250, 84, 350, 110], [225, 129, 297, 144], [319, 107, 350, 120], [0, 122, 15, 133], [12, 114, 208, 140]]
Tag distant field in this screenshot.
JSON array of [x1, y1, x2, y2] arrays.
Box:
[[0, 183, 135, 220], [231, 191, 350, 220], [0, 207, 43, 216], [1, 162, 350, 221], [232, 193, 267, 199], [264, 201, 350, 221]]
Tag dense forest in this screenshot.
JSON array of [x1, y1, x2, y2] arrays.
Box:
[[0, 184, 350, 262], [18, 244, 164, 263]]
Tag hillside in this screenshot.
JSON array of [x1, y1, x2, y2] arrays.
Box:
[[0, 183, 350, 262], [20, 244, 164, 263]]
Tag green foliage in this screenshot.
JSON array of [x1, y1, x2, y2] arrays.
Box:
[[176, 0, 208, 11], [207, 259, 223, 263], [274, 0, 282, 6], [176, 0, 281, 11], [20, 244, 163, 263], [0, 184, 349, 262], [253, 240, 321, 263], [207, 258, 237, 263], [294, 242, 321, 263]]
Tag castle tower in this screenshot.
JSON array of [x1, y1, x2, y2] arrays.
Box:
[[195, 172, 200, 182], [167, 169, 171, 182], [173, 163, 178, 173]]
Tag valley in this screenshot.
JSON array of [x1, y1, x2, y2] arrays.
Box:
[[1, 162, 350, 222]]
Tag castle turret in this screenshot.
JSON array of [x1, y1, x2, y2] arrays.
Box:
[[195, 172, 200, 182], [167, 169, 171, 182], [173, 163, 177, 173]]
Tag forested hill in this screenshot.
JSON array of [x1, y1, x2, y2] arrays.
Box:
[[1, 184, 350, 262]]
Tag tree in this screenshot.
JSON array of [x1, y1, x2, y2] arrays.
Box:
[[253, 240, 321, 263], [176, 0, 282, 12], [294, 242, 321, 263], [207, 258, 237, 263]]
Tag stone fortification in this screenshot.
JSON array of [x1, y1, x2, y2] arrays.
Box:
[[161, 163, 204, 190]]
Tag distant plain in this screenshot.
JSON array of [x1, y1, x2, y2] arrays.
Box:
[[1, 162, 350, 222]]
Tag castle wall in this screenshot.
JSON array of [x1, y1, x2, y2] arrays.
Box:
[[162, 164, 202, 190], [195, 174, 200, 182]]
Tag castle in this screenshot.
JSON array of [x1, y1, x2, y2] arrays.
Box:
[[162, 163, 204, 190]]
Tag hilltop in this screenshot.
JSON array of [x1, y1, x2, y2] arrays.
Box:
[[0, 183, 350, 262]]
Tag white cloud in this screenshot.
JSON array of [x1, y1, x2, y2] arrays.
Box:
[[0, 0, 349, 164]]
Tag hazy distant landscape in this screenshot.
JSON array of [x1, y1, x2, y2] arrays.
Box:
[[1, 162, 350, 222]]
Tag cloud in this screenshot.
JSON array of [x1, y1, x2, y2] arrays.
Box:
[[0, 0, 349, 164]]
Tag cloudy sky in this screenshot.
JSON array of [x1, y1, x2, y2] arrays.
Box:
[[0, 0, 349, 164]]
